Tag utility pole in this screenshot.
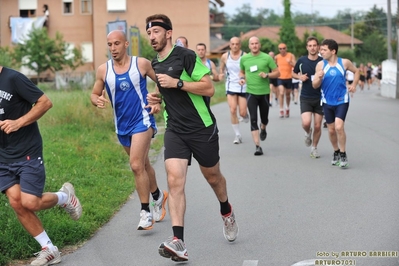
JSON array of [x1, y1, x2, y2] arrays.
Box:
[[387, 0, 392, 59]]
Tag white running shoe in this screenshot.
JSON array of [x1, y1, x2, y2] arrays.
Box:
[[339, 153, 349, 168], [159, 237, 188, 262], [304, 128, 312, 147], [152, 190, 168, 222], [137, 210, 154, 230], [310, 147, 320, 158], [31, 246, 61, 266], [241, 115, 249, 123], [233, 135, 242, 144], [59, 182, 82, 220], [222, 206, 239, 242]]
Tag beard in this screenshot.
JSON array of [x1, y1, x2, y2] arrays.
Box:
[[151, 33, 168, 52]]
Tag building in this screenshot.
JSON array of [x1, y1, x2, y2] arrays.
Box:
[[211, 25, 363, 57], [0, 0, 221, 75]]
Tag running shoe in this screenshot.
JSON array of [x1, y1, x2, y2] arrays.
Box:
[[331, 151, 340, 166], [279, 110, 284, 118], [304, 128, 312, 147], [222, 206, 239, 242], [259, 125, 267, 141], [152, 190, 168, 222], [310, 147, 320, 158], [59, 182, 82, 220], [339, 152, 349, 168], [158, 237, 188, 262], [254, 146, 263, 156], [233, 135, 242, 144], [241, 114, 249, 123], [285, 109, 290, 118], [137, 210, 154, 230], [31, 246, 61, 266]]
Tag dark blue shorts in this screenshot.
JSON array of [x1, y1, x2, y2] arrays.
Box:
[[277, 78, 292, 89], [0, 157, 46, 197], [226, 91, 246, 98], [164, 125, 220, 167], [323, 103, 349, 124]]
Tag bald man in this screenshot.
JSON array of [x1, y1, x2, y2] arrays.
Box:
[[239, 36, 279, 155], [91, 30, 168, 230]]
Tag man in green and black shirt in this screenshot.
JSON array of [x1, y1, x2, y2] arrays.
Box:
[[145, 14, 239, 262]]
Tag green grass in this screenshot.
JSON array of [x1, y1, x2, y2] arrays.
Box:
[[0, 82, 227, 266]]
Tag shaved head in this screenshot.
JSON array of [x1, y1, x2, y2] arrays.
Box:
[[107, 30, 127, 41]]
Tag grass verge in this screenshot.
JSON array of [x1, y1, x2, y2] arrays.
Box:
[[1, 82, 227, 266]]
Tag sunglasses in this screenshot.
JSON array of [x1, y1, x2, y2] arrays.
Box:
[[279, 47, 287, 50]]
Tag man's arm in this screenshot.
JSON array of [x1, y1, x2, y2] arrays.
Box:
[[0, 94, 52, 134], [312, 61, 324, 89], [155, 73, 214, 97], [218, 52, 227, 81], [90, 64, 109, 108], [210, 61, 219, 81]]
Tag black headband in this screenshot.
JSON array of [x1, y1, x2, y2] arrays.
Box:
[[146, 21, 172, 31]]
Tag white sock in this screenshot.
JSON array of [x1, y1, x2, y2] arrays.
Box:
[[34, 231, 56, 251], [56, 191, 68, 206], [232, 124, 240, 136]]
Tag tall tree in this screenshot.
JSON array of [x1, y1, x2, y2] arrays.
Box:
[[278, 0, 300, 54], [13, 28, 84, 82]]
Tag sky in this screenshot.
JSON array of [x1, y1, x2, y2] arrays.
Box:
[[220, 0, 398, 18]]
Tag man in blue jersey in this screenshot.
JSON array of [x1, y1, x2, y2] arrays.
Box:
[[312, 39, 359, 168], [91, 30, 168, 230], [292, 36, 323, 159], [145, 14, 238, 262]]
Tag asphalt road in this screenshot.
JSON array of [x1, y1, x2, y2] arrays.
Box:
[[60, 84, 399, 266]]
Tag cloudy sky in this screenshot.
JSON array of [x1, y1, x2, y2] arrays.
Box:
[[220, 0, 397, 18]]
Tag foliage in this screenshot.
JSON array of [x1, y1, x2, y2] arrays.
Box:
[[0, 47, 19, 69], [13, 28, 84, 82], [278, 0, 300, 55], [140, 34, 156, 61], [355, 31, 387, 64]]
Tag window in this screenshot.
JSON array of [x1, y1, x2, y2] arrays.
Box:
[[19, 0, 37, 17], [63, 0, 73, 14], [81, 0, 92, 14], [81, 42, 93, 63], [107, 0, 126, 12]]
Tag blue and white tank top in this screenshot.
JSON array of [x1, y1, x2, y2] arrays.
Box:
[[225, 51, 246, 93], [321, 57, 349, 106], [104, 56, 155, 135]]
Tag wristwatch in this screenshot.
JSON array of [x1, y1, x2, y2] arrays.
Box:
[[177, 79, 184, 90]]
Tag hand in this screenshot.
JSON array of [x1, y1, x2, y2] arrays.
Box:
[[145, 103, 161, 114], [299, 73, 309, 82], [147, 92, 162, 104], [348, 85, 357, 93], [97, 90, 109, 109], [316, 69, 324, 79], [218, 73, 225, 81], [156, 74, 176, 89], [0, 119, 20, 134], [259, 72, 268, 79]]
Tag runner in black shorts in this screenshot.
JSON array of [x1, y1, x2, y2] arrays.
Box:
[[292, 36, 324, 159]]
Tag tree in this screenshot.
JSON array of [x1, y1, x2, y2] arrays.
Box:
[[0, 47, 19, 69], [278, 0, 300, 55], [13, 28, 84, 82]]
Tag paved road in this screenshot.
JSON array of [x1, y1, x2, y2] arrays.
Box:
[[61, 85, 399, 266]]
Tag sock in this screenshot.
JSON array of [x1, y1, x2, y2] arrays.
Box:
[[334, 149, 340, 154], [151, 188, 160, 201], [56, 191, 68, 206], [220, 199, 231, 216], [232, 124, 240, 136], [34, 231, 56, 251], [172, 226, 184, 241], [141, 203, 150, 213]]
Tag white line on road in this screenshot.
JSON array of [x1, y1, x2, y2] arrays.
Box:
[[242, 260, 258, 266]]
